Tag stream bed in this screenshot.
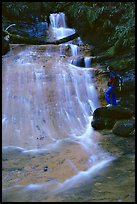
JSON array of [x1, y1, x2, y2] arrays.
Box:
[[2, 44, 135, 202]]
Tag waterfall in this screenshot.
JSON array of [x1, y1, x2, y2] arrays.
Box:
[[84, 57, 92, 68], [47, 13, 115, 187], [70, 44, 79, 56], [49, 12, 66, 28], [2, 12, 115, 201], [48, 13, 115, 190], [49, 12, 75, 40], [77, 37, 83, 46], [49, 12, 80, 56]]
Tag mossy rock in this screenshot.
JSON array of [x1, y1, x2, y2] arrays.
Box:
[[93, 106, 133, 120], [112, 119, 135, 137], [2, 37, 10, 55], [91, 118, 116, 130]]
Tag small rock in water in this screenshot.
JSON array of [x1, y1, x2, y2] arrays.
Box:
[[36, 125, 40, 130], [117, 199, 123, 202], [40, 136, 44, 140], [43, 119, 46, 123], [60, 55, 65, 58], [44, 166, 48, 172]]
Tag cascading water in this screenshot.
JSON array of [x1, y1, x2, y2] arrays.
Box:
[[49, 12, 80, 56], [84, 56, 92, 68], [2, 12, 116, 202]]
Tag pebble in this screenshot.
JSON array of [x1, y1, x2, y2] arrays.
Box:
[[44, 166, 48, 172]]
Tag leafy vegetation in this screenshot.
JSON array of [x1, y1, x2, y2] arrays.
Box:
[[2, 2, 135, 65]]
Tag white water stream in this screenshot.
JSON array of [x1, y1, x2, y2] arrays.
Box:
[[2, 12, 115, 201]]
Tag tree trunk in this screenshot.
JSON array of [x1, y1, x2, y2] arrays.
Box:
[[47, 33, 79, 45], [3, 30, 79, 45]]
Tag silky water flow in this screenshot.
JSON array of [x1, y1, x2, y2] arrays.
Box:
[[2, 12, 116, 202]]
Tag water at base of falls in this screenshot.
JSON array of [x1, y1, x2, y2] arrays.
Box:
[[2, 12, 116, 202]]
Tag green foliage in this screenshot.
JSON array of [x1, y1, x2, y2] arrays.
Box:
[[2, 2, 30, 17], [109, 2, 135, 48], [86, 9, 98, 23], [66, 2, 133, 50], [2, 2, 135, 56]]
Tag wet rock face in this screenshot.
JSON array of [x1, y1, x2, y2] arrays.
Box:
[[71, 56, 85, 67], [71, 56, 93, 68], [91, 118, 116, 130], [112, 119, 135, 137], [2, 37, 10, 55], [15, 21, 48, 38], [92, 106, 133, 120], [120, 94, 135, 114], [91, 106, 134, 133]]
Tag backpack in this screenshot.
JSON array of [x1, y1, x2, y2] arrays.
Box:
[[111, 70, 123, 91]]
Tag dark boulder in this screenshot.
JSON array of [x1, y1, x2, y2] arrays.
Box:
[[91, 106, 133, 130], [2, 37, 10, 55], [112, 119, 135, 137], [91, 118, 116, 130], [71, 56, 85, 67], [93, 106, 133, 120]]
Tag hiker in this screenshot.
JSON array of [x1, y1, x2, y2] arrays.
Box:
[[105, 66, 117, 106]]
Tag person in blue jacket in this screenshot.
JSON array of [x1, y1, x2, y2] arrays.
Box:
[[105, 66, 117, 106]]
